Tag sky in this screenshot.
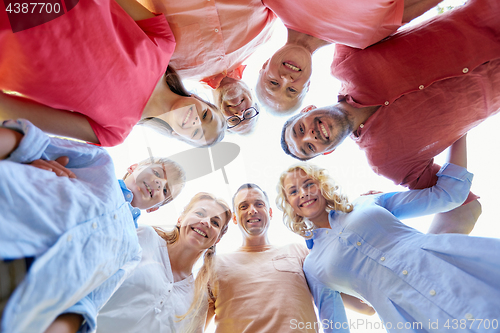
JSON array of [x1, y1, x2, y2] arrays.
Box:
[[106, 1, 500, 331]]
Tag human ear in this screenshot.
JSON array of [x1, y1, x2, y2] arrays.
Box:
[[232, 214, 238, 225], [127, 163, 138, 175], [146, 206, 159, 213], [261, 58, 270, 70], [300, 105, 317, 113], [269, 207, 273, 219]]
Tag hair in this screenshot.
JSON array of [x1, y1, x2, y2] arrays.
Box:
[[255, 71, 304, 116], [123, 156, 186, 206], [276, 163, 353, 238], [138, 66, 226, 148], [153, 192, 232, 332], [280, 113, 310, 161], [231, 183, 270, 212]]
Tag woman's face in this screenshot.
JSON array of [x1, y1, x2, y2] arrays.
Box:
[[165, 97, 224, 146], [177, 199, 228, 251], [282, 169, 327, 222]]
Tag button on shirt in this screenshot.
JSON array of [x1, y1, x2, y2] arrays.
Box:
[[304, 164, 500, 329], [97, 226, 197, 333], [0, 120, 142, 333]]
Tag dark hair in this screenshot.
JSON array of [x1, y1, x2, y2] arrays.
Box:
[[232, 183, 270, 212], [280, 113, 310, 161], [138, 66, 226, 147]]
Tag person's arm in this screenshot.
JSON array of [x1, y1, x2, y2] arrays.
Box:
[[308, 275, 350, 333], [43, 314, 83, 333], [0, 127, 23, 159], [377, 135, 472, 219], [0, 92, 99, 144], [114, 0, 155, 20], [402, 0, 442, 23], [340, 294, 375, 316]]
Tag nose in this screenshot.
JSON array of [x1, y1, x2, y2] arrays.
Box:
[[303, 128, 318, 142], [155, 178, 167, 191], [199, 216, 211, 227], [249, 204, 258, 215], [299, 187, 308, 198], [280, 74, 294, 83]]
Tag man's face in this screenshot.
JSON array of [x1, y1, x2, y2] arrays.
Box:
[[233, 188, 272, 237], [284, 106, 353, 160], [214, 80, 258, 134], [257, 44, 312, 112]]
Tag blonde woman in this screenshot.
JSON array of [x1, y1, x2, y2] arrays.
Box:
[[96, 192, 232, 333], [276, 136, 500, 332]]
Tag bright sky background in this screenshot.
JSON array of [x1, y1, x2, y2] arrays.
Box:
[[106, 1, 500, 331]]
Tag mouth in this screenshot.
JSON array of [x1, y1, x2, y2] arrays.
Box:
[[181, 106, 195, 127], [247, 218, 261, 224], [317, 120, 330, 141], [144, 181, 153, 198], [192, 227, 208, 238], [283, 61, 301, 72], [300, 199, 316, 207]]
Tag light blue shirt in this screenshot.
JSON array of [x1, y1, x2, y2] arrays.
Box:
[[305, 164, 500, 332], [0, 120, 142, 333]]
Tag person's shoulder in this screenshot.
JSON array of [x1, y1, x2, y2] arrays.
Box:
[[137, 225, 162, 246], [278, 243, 309, 258]]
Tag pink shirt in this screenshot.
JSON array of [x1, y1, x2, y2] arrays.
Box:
[[138, 0, 276, 81], [333, 0, 500, 201], [0, 1, 175, 147], [262, 0, 404, 49]]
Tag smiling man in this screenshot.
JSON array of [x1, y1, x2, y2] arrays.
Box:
[[282, 0, 500, 236], [206, 183, 373, 333], [213, 77, 260, 135], [256, 0, 443, 114]]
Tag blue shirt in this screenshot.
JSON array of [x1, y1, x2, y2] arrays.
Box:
[[0, 120, 142, 333], [305, 164, 500, 332]]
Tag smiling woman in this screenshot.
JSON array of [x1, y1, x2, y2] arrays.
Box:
[[96, 192, 232, 333]]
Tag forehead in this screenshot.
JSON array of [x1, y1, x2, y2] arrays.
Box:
[[234, 188, 267, 206], [189, 199, 227, 218], [284, 121, 305, 158], [283, 169, 311, 187]]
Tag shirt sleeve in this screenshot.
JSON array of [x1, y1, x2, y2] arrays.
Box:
[[376, 163, 473, 220], [2, 119, 51, 163], [306, 274, 350, 333]]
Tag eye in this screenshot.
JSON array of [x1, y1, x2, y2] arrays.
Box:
[[163, 186, 168, 196], [270, 80, 279, 86], [192, 128, 199, 139], [195, 211, 204, 217], [256, 203, 264, 207], [288, 87, 297, 93], [299, 124, 304, 134], [239, 205, 248, 210], [305, 182, 314, 188], [202, 109, 208, 120], [289, 189, 297, 196], [211, 219, 220, 227], [153, 170, 160, 177], [308, 143, 315, 152]]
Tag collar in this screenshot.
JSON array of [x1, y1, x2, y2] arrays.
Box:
[[200, 64, 247, 89], [307, 211, 337, 249], [118, 179, 141, 228]]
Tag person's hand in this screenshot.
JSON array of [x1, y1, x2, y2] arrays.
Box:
[[28, 156, 76, 178], [360, 190, 383, 196]]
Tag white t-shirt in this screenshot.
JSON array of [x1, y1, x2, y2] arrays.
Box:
[[97, 225, 195, 333]]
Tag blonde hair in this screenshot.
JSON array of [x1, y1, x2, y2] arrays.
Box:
[[123, 156, 186, 207], [153, 192, 231, 332], [276, 163, 353, 238]]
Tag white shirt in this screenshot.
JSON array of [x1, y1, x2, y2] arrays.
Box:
[[97, 225, 196, 333]]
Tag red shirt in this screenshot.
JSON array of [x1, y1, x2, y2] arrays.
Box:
[[332, 0, 500, 201], [263, 0, 404, 49], [0, 0, 175, 146]]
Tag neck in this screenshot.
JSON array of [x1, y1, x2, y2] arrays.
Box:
[[241, 234, 271, 248], [286, 28, 331, 54], [166, 240, 203, 282], [142, 74, 181, 119], [309, 210, 331, 229], [337, 101, 380, 131]]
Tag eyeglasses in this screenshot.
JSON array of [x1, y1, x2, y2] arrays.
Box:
[[227, 106, 259, 129]]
